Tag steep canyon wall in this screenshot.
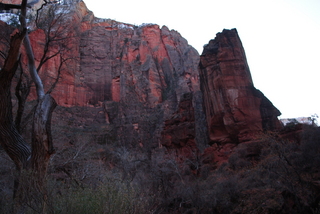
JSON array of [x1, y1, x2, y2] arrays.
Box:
[[0, 1, 281, 165]]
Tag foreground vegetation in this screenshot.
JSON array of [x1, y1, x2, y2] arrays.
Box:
[[1, 123, 319, 213]]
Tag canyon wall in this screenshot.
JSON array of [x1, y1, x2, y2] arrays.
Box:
[[0, 1, 281, 165], [2, 3, 319, 213]]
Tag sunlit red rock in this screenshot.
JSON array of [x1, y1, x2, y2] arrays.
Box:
[[21, 4, 200, 108]]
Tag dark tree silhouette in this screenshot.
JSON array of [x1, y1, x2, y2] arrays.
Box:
[[0, 0, 66, 213]]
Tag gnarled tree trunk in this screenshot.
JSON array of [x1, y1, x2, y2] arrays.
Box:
[[0, 29, 30, 171], [13, 93, 57, 214], [0, 0, 57, 213]]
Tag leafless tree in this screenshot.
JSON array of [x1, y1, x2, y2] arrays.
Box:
[[14, 1, 78, 131], [0, 0, 75, 213]]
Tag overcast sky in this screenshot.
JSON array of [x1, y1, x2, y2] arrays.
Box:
[[83, 0, 320, 119]]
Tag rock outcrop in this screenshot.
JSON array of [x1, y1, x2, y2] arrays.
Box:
[[199, 29, 281, 145]]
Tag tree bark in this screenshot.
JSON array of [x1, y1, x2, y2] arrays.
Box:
[[0, 30, 31, 171], [31, 94, 57, 213], [0, 28, 31, 214], [14, 94, 57, 214]]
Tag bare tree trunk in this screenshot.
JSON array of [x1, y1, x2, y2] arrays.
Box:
[[22, 3, 57, 212], [13, 94, 57, 214], [31, 94, 57, 213], [0, 1, 57, 213], [15, 61, 31, 132], [0, 30, 30, 171], [0, 28, 32, 214]]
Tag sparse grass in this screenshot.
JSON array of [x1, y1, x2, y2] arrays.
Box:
[[48, 178, 145, 214]]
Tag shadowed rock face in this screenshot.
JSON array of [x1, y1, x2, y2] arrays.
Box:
[[199, 29, 281, 145]]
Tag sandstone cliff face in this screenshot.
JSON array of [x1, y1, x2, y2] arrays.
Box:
[[18, 2, 207, 159], [199, 29, 281, 145], [22, 2, 200, 110], [0, 2, 280, 166]]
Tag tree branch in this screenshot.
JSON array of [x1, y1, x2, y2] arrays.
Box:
[[0, 30, 26, 79], [37, 48, 61, 71], [20, 0, 45, 100], [24, 35, 45, 99], [0, 0, 41, 10], [0, 2, 22, 10], [26, 0, 41, 7], [46, 55, 74, 94]]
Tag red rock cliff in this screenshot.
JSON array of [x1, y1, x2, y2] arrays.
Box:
[[27, 4, 199, 109], [0, 2, 281, 166], [199, 29, 281, 145]]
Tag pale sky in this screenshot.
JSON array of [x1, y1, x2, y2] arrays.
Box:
[[83, 0, 320, 119]]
